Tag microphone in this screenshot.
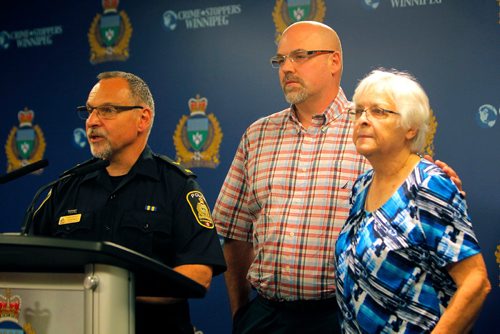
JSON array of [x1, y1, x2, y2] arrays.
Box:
[[60, 159, 110, 177], [21, 159, 110, 235], [0, 159, 49, 184]]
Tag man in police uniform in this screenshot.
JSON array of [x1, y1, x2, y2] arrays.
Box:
[[32, 71, 226, 333]]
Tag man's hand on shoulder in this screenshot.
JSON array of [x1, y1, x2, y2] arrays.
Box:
[[424, 155, 465, 197]]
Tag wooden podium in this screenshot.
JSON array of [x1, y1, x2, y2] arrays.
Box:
[[0, 235, 206, 334]]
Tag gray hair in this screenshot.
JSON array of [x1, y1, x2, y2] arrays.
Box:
[[352, 69, 430, 153], [97, 71, 155, 115]]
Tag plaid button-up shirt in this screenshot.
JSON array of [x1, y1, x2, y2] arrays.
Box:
[[213, 88, 369, 301]]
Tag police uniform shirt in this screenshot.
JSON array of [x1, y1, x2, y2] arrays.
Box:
[[32, 146, 226, 275]]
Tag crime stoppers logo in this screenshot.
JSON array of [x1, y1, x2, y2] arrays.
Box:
[[361, 0, 443, 10], [173, 95, 222, 169], [162, 4, 242, 31], [273, 0, 326, 43], [361, 0, 381, 10], [0, 26, 63, 50], [476, 104, 497, 129]]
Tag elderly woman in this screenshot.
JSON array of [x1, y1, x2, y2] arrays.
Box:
[[334, 69, 490, 333]]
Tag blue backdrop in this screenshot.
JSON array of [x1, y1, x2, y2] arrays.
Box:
[[1, 1, 498, 333]]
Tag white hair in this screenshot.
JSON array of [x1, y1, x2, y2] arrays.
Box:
[[352, 69, 431, 153]]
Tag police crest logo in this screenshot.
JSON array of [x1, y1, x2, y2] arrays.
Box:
[[272, 0, 326, 43], [186, 191, 215, 229], [423, 109, 438, 157], [496, 245, 500, 287], [0, 289, 36, 334], [88, 0, 132, 64], [173, 94, 223, 169], [5, 107, 46, 173]]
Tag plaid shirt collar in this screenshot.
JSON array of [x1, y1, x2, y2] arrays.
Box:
[[287, 87, 348, 130]]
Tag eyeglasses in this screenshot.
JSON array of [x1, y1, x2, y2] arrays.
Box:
[[347, 106, 400, 120], [77, 105, 144, 120], [270, 49, 336, 68]]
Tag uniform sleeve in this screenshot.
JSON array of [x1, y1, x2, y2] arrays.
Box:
[[212, 133, 253, 242], [416, 172, 481, 267], [31, 187, 57, 235], [171, 177, 226, 275]]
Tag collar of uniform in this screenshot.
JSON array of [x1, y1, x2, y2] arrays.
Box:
[[126, 146, 161, 182], [80, 147, 160, 183]]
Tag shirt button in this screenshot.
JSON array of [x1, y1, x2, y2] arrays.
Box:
[[290, 232, 295, 237], [104, 225, 111, 231]]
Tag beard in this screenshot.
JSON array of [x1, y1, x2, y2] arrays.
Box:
[[90, 143, 112, 160], [284, 88, 309, 105], [282, 74, 309, 104], [88, 129, 113, 160]]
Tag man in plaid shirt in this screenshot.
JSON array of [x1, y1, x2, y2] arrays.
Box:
[[213, 21, 461, 333], [213, 21, 365, 333]]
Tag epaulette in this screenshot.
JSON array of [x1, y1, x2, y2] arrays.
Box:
[[154, 154, 195, 177], [59, 157, 100, 178]]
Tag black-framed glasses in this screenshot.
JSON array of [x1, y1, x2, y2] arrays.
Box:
[[270, 49, 336, 68], [76, 105, 144, 120], [347, 106, 400, 120]]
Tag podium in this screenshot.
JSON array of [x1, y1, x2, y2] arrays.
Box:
[[0, 235, 206, 334]]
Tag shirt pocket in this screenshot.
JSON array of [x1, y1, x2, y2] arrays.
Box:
[[117, 211, 171, 260], [54, 211, 94, 239]]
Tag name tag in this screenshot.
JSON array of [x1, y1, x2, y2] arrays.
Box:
[[58, 214, 82, 225]]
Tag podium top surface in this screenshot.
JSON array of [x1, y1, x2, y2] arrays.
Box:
[[0, 234, 206, 298]]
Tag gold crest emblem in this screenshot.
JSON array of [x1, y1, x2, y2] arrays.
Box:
[[186, 191, 215, 229], [5, 107, 46, 173], [173, 94, 223, 169], [423, 109, 438, 157], [272, 0, 326, 43], [88, 0, 132, 64], [496, 244, 500, 287]]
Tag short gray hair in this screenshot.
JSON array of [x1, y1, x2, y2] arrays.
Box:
[[97, 71, 155, 115], [352, 69, 430, 153]]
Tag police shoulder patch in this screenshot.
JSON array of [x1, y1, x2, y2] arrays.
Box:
[[186, 191, 214, 229], [155, 154, 195, 177]]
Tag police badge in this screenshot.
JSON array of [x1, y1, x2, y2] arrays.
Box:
[[272, 0, 326, 43], [5, 107, 46, 173], [173, 95, 222, 169], [88, 0, 132, 64]]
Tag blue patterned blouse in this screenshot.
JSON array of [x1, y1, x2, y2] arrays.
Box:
[[335, 159, 481, 333]]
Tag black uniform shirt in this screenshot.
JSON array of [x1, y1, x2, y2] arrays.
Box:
[[32, 147, 226, 275]]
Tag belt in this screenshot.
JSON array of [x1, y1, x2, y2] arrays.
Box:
[[257, 294, 338, 312]]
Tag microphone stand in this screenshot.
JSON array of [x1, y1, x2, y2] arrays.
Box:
[[20, 175, 71, 235]]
